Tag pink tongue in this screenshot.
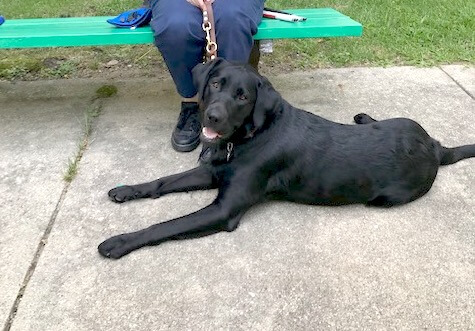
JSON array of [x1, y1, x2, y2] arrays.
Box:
[[203, 127, 220, 139]]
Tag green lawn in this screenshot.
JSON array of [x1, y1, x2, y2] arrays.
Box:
[[0, 0, 474, 79]]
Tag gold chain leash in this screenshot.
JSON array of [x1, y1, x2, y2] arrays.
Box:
[[202, 3, 217, 61]]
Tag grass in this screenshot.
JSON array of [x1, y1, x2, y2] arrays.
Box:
[[63, 85, 118, 182], [0, 45, 163, 80], [0, 0, 474, 79], [0, 0, 138, 18], [268, 0, 474, 68], [64, 140, 86, 182]]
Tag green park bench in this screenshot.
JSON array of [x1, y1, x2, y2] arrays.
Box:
[[0, 8, 362, 49], [0, 8, 362, 69]]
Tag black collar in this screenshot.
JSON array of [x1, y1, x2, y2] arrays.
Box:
[[199, 141, 234, 165], [198, 122, 259, 165]]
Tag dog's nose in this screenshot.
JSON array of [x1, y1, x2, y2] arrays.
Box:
[[206, 108, 224, 124], [208, 113, 220, 123]]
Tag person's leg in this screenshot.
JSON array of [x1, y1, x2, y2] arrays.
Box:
[[151, 0, 204, 152], [151, 0, 204, 97], [150, 0, 265, 152], [213, 0, 265, 62]]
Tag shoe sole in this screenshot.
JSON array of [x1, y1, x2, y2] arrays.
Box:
[[171, 136, 201, 153]]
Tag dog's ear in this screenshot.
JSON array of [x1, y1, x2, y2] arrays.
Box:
[[192, 58, 226, 101], [252, 75, 281, 131]]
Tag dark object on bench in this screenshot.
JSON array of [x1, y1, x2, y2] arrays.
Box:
[[106, 7, 152, 28]]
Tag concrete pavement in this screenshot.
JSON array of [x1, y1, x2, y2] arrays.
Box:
[[1, 65, 474, 330]]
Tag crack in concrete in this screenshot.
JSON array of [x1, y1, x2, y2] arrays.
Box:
[[2, 183, 70, 331], [2, 92, 112, 331], [439, 66, 475, 101]]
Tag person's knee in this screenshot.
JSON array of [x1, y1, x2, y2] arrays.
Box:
[[217, 9, 258, 37], [153, 15, 202, 46], [216, 2, 259, 37], [215, 8, 257, 60]]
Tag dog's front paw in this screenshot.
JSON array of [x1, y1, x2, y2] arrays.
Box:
[[354, 113, 375, 124], [354, 113, 367, 124], [108, 185, 138, 203], [98, 233, 138, 259]]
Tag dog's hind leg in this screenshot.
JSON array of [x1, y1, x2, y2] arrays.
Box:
[[108, 166, 216, 203], [354, 113, 377, 124]]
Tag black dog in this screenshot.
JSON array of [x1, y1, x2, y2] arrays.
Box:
[[98, 58, 475, 259]]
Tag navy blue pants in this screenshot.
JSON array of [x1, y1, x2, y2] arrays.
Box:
[[151, 0, 265, 98]]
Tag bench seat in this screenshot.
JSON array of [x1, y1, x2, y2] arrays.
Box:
[[0, 8, 362, 49]]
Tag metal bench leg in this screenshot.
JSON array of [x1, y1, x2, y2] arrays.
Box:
[[248, 40, 261, 72]]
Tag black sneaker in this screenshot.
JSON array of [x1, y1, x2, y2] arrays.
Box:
[[171, 102, 201, 152]]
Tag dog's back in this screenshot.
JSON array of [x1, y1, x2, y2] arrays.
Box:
[[249, 106, 475, 207]]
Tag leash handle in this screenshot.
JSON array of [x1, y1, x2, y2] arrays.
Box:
[[202, 1, 217, 61]]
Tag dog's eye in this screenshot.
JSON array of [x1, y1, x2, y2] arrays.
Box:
[[212, 82, 219, 88]]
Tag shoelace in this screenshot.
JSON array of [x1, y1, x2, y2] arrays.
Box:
[[177, 106, 200, 133], [185, 114, 201, 132]]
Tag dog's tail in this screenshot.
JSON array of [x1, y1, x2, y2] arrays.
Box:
[[438, 144, 475, 165]]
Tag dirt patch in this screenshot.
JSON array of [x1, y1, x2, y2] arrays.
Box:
[[0, 41, 321, 82], [0, 57, 282, 82]]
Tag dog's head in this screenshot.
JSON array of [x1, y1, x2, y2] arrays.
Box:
[[192, 58, 281, 144]]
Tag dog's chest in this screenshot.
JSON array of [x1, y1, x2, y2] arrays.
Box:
[[199, 143, 234, 166]]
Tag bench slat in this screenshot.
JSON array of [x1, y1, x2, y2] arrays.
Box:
[[0, 8, 362, 49]]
